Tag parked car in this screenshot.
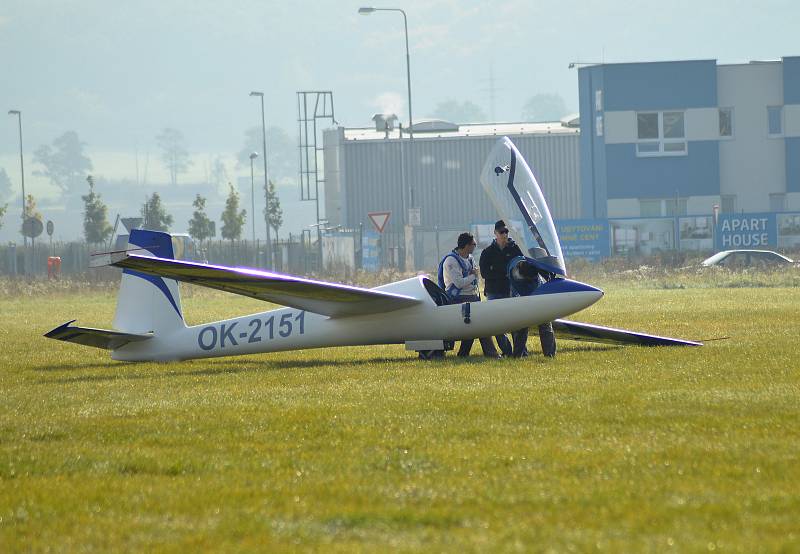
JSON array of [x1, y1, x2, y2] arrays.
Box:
[[700, 249, 795, 269]]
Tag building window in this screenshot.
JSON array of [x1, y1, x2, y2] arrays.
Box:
[[640, 199, 661, 217], [665, 197, 688, 217], [770, 193, 786, 212], [721, 195, 736, 214], [719, 108, 733, 137], [768, 106, 783, 136], [639, 198, 687, 217], [636, 111, 687, 156], [637, 113, 659, 139]]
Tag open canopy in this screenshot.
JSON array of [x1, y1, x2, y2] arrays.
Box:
[[480, 136, 566, 276]]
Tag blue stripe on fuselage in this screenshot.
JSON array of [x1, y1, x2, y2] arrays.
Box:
[[531, 279, 603, 296]]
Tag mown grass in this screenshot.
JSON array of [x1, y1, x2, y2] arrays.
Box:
[[1, 277, 799, 552]]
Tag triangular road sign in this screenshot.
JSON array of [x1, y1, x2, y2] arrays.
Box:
[[120, 217, 143, 232], [367, 211, 391, 233]]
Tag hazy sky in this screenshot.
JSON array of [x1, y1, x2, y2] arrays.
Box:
[[1, 0, 799, 186]]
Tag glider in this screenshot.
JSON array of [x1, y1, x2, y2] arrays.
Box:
[[46, 137, 700, 361]]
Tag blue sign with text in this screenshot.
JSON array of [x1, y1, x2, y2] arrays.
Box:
[[362, 230, 380, 271], [715, 213, 777, 250], [556, 219, 610, 261]]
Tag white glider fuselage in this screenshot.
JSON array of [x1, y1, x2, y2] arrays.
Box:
[[112, 276, 603, 362], [47, 136, 701, 360]]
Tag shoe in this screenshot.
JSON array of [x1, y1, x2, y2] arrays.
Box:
[[484, 353, 503, 359]]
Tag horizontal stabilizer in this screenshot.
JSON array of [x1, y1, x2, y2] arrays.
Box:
[[108, 254, 422, 318], [44, 320, 154, 350], [550, 319, 702, 347]]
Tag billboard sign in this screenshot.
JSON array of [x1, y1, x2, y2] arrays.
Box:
[[555, 219, 609, 261], [715, 213, 776, 250]]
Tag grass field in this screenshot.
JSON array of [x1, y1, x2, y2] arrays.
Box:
[[1, 273, 799, 552]]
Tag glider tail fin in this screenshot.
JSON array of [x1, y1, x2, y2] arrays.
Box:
[[112, 229, 185, 335]]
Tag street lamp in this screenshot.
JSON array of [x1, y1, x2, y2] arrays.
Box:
[[7, 110, 26, 248], [249, 91, 272, 268], [249, 152, 259, 245], [358, 6, 414, 140]]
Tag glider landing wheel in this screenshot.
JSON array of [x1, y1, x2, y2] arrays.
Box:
[[418, 350, 445, 361]]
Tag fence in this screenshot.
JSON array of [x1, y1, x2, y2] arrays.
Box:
[[0, 227, 477, 279], [0, 234, 321, 278]]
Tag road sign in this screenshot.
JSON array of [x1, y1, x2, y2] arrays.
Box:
[[120, 217, 143, 232], [23, 217, 44, 239], [367, 211, 391, 233], [46, 220, 54, 237]]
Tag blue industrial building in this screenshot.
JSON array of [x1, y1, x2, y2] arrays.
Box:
[[321, 56, 800, 270], [576, 57, 800, 256]]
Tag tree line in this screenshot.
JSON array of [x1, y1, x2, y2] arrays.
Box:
[[0, 126, 290, 245]]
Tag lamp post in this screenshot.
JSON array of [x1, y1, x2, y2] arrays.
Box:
[[249, 152, 258, 245], [249, 91, 272, 268], [7, 110, 26, 248], [359, 6, 417, 228], [358, 7, 413, 140]]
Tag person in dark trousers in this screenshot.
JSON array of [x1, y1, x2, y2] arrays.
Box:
[[438, 232, 501, 359], [479, 220, 527, 357], [508, 255, 557, 358]]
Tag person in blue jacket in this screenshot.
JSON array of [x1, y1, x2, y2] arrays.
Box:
[[438, 232, 501, 358]]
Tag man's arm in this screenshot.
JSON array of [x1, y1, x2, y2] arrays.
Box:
[[479, 247, 490, 276]]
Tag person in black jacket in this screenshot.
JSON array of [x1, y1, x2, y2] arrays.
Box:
[[479, 220, 527, 357]]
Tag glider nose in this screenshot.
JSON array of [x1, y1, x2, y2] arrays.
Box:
[[565, 279, 604, 297], [534, 278, 604, 310]]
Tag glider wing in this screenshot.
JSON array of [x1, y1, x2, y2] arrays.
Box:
[[549, 319, 702, 347], [102, 253, 422, 318]]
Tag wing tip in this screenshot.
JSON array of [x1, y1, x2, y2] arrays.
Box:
[[44, 319, 78, 338]]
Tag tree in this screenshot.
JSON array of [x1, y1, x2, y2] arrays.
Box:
[[23, 194, 42, 222], [220, 184, 246, 243], [431, 99, 487, 123], [237, 126, 295, 182], [141, 192, 173, 231], [156, 128, 191, 186], [521, 93, 568, 122], [0, 169, 10, 231], [210, 156, 229, 194], [81, 175, 113, 245], [264, 179, 283, 242], [188, 194, 216, 243], [0, 168, 12, 202], [32, 131, 93, 196], [21, 194, 43, 239]]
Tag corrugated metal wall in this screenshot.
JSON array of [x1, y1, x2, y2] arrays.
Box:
[[332, 132, 581, 232]]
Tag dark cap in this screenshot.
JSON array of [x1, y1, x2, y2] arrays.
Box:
[[494, 220, 508, 232]]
